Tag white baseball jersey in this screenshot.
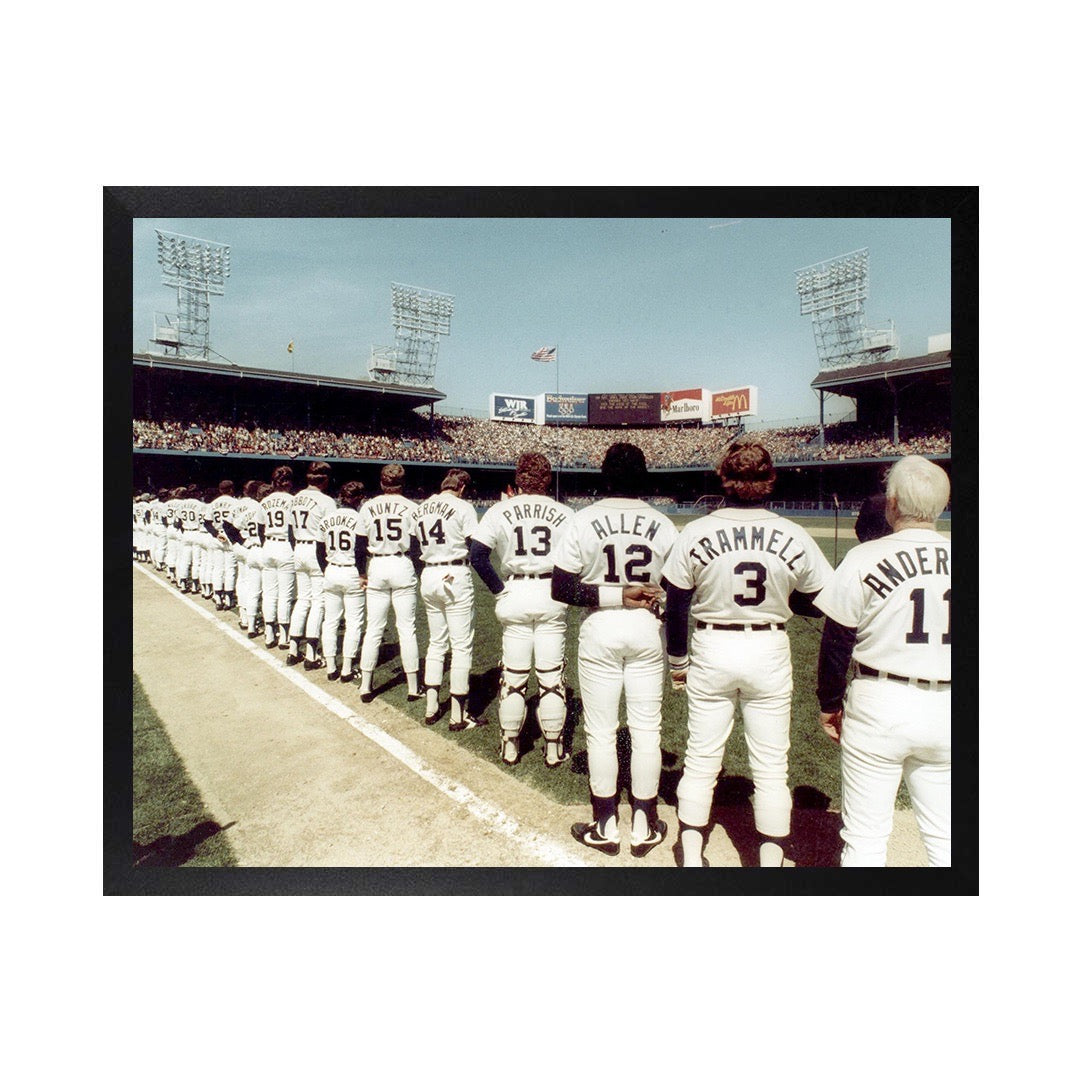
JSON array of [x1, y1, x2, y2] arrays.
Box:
[[179, 497, 204, 533], [552, 497, 678, 601], [207, 494, 238, 535], [357, 494, 418, 556], [412, 491, 478, 564], [231, 496, 263, 547], [318, 506, 363, 567], [663, 508, 833, 625], [289, 487, 336, 543], [815, 527, 951, 682], [472, 495, 574, 577], [260, 490, 295, 541]]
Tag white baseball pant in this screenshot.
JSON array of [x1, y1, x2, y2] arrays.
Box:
[[577, 608, 664, 800], [839, 677, 951, 867], [676, 628, 794, 838], [321, 565, 366, 668], [359, 555, 419, 677], [289, 541, 326, 642], [495, 580, 567, 740], [176, 534, 196, 585], [420, 565, 474, 696], [261, 539, 296, 627]]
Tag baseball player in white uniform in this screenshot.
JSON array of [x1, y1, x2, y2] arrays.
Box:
[[151, 490, 169, 571], [259, 465, 297, 650], [356, 464, 423, 700], [206, 479, 239, 610], [286, 461, 337, 669], [470, 453, 575, 767], [316, 480, 366, 682], [413, 469, 482, 731], [552, 443, 678, 858], [815, 455, 952, 867], [664, 442, 833, 868], [220, 480, 266, 636], [165, 488, 183, 583], [175, 485, 205, 593]]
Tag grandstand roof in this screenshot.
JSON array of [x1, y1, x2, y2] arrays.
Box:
[[810, 350, 951, 396], [132, 353, 445, 410]]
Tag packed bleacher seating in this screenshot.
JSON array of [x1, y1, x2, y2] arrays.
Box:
[[133, 409, 950, 469]]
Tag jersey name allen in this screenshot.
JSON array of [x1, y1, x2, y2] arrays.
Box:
[[863, 546, 950, 599], [589, 513, 662, 541], [501, 502, 568, 528], [687, 525, 806, 570]]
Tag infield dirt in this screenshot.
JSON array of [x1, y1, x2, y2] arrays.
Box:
[[132, 565, 929, 872]]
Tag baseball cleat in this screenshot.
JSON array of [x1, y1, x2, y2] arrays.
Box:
[[360, 691, 375, 703], [501, 735, 520, 765], [286, 654, 301, 666], [630, 820, 668, 859], [570, 822, 620, 857], [423, 713, 440, 725], [448, 715, 479, 732], [304, 658, 325, 671], [327, 669, 340, 681], [340, 671, 356, 684]]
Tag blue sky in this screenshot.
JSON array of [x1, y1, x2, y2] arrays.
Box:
[[132, 215, 950, 427]]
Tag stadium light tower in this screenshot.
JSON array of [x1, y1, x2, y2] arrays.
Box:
[[795, 248, 897, 370], [151, 230, 232, 360], [369, 282, 455, 386]]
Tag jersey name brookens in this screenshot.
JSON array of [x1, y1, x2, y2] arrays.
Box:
[[685, 524, 807, 571], [499, 502, 568, 528], [863, 545, 950, 599], [589, 513, 662, 541]]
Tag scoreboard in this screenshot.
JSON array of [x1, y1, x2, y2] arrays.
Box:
[[588, 392, 661, 426]]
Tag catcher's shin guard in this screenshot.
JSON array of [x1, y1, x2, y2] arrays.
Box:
[[497, 666, 530, 737], [535, 664, 567, 740]]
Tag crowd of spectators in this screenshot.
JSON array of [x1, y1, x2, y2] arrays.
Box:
[[133, 410, 950, 469]]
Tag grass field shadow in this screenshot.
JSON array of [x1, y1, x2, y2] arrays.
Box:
[[133, 820, 235, 868]]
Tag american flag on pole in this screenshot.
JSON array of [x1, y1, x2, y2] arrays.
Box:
[[531, 346, 557, 363]]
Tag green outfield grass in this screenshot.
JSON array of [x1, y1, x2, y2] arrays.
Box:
[[133, 673, 237, 867], [357, 516, 909, 816]]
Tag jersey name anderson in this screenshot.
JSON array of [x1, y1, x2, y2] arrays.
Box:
[[862, 544, 950, 598]]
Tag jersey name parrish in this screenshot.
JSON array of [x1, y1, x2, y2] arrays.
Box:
[[863, 545, 950, 599], [685, 523, 807, 572], [499, 502, 569, 528]]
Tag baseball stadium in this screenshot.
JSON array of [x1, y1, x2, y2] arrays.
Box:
[[122, 212, 961, 888]]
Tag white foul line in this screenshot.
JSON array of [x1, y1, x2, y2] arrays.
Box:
[[135, 564, 587, 867]]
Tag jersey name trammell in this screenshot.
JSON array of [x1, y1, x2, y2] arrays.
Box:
[[500, 502, 568, 528], [863, 545, 950, 599], [686, 524, 806, 571], [589, 513, 662, 541]]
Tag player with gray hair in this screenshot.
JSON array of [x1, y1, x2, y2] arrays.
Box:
[[815, 454, 952, 866]]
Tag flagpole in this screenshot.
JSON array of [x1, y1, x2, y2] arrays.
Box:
[[555, 344, 561, 502]]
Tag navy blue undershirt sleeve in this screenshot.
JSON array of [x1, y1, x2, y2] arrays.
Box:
[[469, 539, 504, 596], [816, 618, 858, 712]]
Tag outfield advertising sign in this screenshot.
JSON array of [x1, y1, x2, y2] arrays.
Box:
[[544, 393, 588, 425], [490, 393, 541, 424], [588, 391, 661, 426], [661, 387, 710, 423], [710, 385, 758, 421]]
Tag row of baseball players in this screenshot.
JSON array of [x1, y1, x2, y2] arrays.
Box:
[[132, 440, 952, 869]]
